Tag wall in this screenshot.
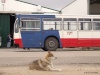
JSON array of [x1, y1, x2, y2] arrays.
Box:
[[0, 14, 10, 47], [61, 0, 89, 15]]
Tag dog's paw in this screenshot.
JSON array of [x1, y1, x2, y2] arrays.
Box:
[[58, 68, 62, 71]]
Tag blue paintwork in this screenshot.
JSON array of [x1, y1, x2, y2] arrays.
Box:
[[21, 31, 42, 47], [16, 14, 62, 48], [21, 30, 62, 48]]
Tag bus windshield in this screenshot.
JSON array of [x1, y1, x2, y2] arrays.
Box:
[[14, 18, 19, 33]]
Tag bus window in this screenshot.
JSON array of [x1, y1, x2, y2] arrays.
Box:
[[78, 18, 92, 30], [43, 18, 62, 30], [14, 18, 19, 33], [63, 18, 77, 30], [21, 18, 40, 31], [93, 19, 100, 30]]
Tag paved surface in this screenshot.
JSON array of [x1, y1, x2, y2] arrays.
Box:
[[0, 48, 100, 75], [0, 48, 100, 66]]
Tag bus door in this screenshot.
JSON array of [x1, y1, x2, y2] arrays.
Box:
[[92, 19, 100, 47], [78, 18, 92, 47], [20, 18, 42, 48], [62, 18, 78, 47]]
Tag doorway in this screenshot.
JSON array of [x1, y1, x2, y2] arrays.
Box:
[[10, 14, 15, 47], [0, 14, 15, 47]]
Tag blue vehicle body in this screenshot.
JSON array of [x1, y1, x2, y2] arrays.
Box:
[[16, 14, 62, 48]]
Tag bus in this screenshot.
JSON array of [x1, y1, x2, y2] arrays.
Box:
[[14, 14, 100, 51]]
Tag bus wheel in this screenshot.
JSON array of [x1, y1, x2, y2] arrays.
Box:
[[44, 37, 58, 51]]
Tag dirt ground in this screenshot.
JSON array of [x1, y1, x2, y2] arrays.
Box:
[[0, 64, 100, 75]]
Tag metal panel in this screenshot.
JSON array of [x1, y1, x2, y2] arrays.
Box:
[[0, 14, 10, 47]]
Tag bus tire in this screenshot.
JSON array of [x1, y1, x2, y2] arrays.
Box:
[[44, 37, 58, 51]]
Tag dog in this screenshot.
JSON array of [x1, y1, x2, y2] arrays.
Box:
[[29, 51, 62, 71]]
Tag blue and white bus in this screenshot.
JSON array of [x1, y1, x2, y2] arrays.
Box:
[[14, 14, 100, 51]]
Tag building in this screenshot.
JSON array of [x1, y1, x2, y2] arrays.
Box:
[[0, 0, 100, 47], [18, 0, 100, 15]]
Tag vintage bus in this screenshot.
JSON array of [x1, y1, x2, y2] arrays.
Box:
[[14, 14, 100, 51]]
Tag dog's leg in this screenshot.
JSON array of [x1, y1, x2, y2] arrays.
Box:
[[47, 65, 62, 71], [51, 63, 62, 71]]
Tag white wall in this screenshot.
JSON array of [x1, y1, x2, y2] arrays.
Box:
[[0, 0, 58, 13], [61, 0, 89, 15]]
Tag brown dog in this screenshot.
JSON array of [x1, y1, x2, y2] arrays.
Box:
[[29, 51, 62, 71]]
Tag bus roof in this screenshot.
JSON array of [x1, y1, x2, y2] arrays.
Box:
[[16, 14, 100, 18]]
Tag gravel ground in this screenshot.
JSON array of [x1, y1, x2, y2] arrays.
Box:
[[0, 64, 100, 75]]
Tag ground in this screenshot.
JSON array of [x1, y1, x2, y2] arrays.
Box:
[[0, 48, 100, 75], [0, 64, 100, 75]]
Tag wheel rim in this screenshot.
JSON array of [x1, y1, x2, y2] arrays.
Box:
[[48, 41, 55, 48]]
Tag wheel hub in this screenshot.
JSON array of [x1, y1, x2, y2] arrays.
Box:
[[49, 41, 55, 48]]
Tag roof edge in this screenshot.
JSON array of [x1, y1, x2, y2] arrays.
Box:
[[60, 0, 76, 11], [15, 0, 60, 12]]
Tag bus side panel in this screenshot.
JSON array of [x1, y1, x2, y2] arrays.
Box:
[[14, 30, 23, 48], [61, 31, 78, 47], [14, 39, 23, 48], [21, 31, 42, 48], [41, 30, 62, 48], [61, 38, 78, 47], [78, 31, 93, 47], [60, 38, 69, 47], [93, 31, 100, 47]]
